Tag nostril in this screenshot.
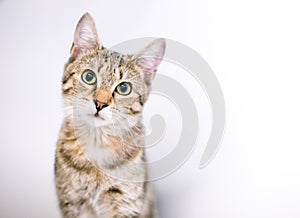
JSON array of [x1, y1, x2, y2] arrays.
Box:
[[94, 100, 108, 111]]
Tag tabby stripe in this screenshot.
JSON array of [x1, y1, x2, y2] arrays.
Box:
[[130, 108, 140, 115], [63, 86, 72, 94], [62, 72, 75, 84], [126, 146, 142, 162], [119, 70, 123, 80], [107, 187, 123, 195], [139, 95, 144, 106]]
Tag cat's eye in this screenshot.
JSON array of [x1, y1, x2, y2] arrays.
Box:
[[81, 69, 97, 85], [116, 82, 132, 96]]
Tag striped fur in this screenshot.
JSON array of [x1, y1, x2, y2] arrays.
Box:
[[55, 13, 165, 218]]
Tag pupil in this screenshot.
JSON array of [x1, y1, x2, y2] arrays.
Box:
[[86, 73, 94, 82], [120, 83, 128, 92]]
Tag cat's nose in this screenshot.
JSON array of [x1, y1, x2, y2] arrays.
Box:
[[94, 100, 108, 111]]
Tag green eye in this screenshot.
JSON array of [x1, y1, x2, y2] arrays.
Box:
[[81, 69, 96, 85], [116, 82, 132, 96]]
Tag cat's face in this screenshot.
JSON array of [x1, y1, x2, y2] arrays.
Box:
[[63, 51, 147, 129], [62, 13, 165, 135]]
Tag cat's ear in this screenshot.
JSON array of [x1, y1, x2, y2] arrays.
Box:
[[70, 13, 101, 59], [133, 38, 166, 84]]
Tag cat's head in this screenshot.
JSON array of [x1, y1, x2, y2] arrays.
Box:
[[62, 13, 165, 135]]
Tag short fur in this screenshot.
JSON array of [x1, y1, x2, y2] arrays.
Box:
[[55, 13, 165, 218]]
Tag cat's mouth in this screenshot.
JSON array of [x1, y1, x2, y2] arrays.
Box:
[[93, 112, 105, 120]]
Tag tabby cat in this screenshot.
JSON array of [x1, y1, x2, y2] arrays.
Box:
[[54, 13, 165, 218]]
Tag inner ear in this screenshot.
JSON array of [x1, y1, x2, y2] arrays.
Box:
[[71, 13, 101, 59], [133, 38, 166, 84]]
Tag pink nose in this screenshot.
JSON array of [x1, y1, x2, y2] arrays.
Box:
[[94, 100, 108, 111]]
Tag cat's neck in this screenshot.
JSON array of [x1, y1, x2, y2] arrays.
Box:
[[61, 117, 145, 169]]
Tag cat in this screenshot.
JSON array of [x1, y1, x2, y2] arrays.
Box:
[[55, 13, 165, 218]]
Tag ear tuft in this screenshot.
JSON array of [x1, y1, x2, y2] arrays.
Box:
[[133, 38, 166, 84], [71, 13, 101, 58]]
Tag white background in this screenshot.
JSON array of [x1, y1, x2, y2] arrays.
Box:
[[1, 0, 300, 217]]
